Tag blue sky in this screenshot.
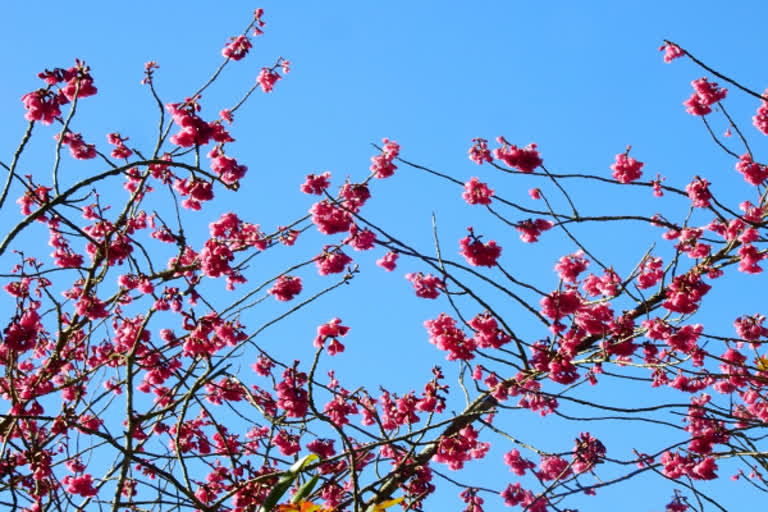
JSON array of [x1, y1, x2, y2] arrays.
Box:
[[2, 1, 768, 511]]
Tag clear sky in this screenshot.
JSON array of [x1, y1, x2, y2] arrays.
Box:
[[2, 1, 768, 510]]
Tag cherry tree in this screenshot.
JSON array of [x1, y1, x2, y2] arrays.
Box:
[[2, 8, 768, 512]]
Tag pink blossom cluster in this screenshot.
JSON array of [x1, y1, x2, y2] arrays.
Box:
[[300, 171, 332, 195], [753, 89, 768, 134], [468, 137, 492, 165], [339, 181, 371, 212], [376, 251, 398, 271], [610, 150, 644, 183], [424, 313, 476, 361], [56, 132, 96, 160], [500, 482, 548, 511], [459, 228, 502, 267], [735, 153, 768, 186], [515, 218, 553, 243], [222, 35, 252, 61], [209, 148, 247, 186], [660, 451, 718, 480], [540, 289, 582, 321], [324, 391, 358, 426], [581, 267, 621, 297], [462, 177, 494, 205], [370, 138, 400, 178], [166, 98, 216, 147], [659, 42, 685, 63], [344, 224, 376, 251], [21, 60, 97, 124], [683, 78, 727, 116], [636, 256, 664, 289], [662, 271, 711, 314], [275, 364, 309, 418], [685, 177, 712, 208], [315, 246, 352, 275], [62, 473, 98, 497], [504, 448, 536, 475], [268, 275, 302, 301], [310, 200, 352, 234], [734, 313, 768, 341], [459, 488, 484, 512], [432, 425, 489, 470], [257, 67, 283, 93], [492, 137, 542, 173], [107, 132, 132, 159], [405, 272, 444, 299], [554, 250, 589, 283], [313, 317, 349, 355], [469, 312, 511, 349]]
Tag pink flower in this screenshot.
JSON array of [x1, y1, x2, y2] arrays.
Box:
[[492, 138, 542, 173], [307, 438, 336, 459], [554, 250, 589, 283], [537, 455, 571, 481], [462, 177, 494, 205], [209, 149, 247, 185], [376, 251, 398, 271], [610, 150, 644, 183], [469, 312, 510, 349], [662, 271, 711, 314], [222, 35, 252, 61], [651, 173, 665, 197], [424, 313, 476, 361], [753, 89, 768, 134], [166, 99, 214, 147], [659, 42, 685, 63], [21, 89, 62, 124], [637, 256, 664, 289], [738, 243, 764, 274], [268, 275, 302, 301], [107, 132, 133, 159], [344, 224, 376, 251], [468, 137, 492, 164], [315, 246, 352, 275], [459, 229, 501, 267], [405, 272, 444, 299], [370, 138, 400, 178], [339, 181, 371, 212], [504, 449, 535, 476], [57, 132, 96, 160], [257, 68, 281, 93], [251, 354, 275, 376], [63, 474, 98, 497], [272, 429, 300, 456], [540, 289, 582, 320], [276, 365, 308, 418], [310, 200, 352, 235], [432, 425, 489, 470], [734, 314, 768, 341], [683, 78, 727, 116], [571, 432, 606, 473], [314, 317, 349, 355], [219, 108, 233, 123], [515, 218, 554, 243], [685, 177, 712, 208], [300, 171, 332, 194], [735, 153, 768, 186]]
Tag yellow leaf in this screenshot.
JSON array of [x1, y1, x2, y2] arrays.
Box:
[[372, 497, 405, 511], [756, 355, 768, 372], [277, 501, 322, 512]]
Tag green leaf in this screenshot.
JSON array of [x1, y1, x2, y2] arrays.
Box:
[[259, 455, 319, 512], [290, 474, 319, 504]]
